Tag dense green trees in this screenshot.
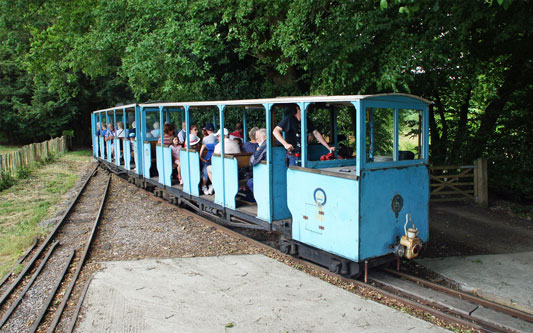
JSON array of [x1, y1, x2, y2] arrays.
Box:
[[0, 0, 531, 199]]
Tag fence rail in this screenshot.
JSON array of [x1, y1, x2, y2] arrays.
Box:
[[0, 136, 67, 182], [430, 157, 488, 206]]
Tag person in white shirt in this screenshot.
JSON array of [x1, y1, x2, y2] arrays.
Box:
[[205, 128, 241, 194]]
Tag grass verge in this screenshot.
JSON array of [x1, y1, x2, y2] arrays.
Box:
[[0, 150, 93, 278], [0, 145, 21, 155]]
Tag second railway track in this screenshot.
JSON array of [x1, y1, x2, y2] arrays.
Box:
[[0, 165, 110, 333]]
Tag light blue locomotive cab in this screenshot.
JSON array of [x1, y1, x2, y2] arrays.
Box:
[[284, 94, 431, 276]]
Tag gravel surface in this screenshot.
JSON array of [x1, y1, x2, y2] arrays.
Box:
[[63, 173, 471, 332], [6, 161, 508, 332]]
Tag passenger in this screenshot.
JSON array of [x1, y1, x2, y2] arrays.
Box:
[[96, 122, 101, 136], [104, 123, 115, 142], [190, 124, 199, 140], [185, 134, 201, 151], [177, 121, 187, 143], [230, 134, 243, 147], [100, 123, 107, 137], [231, 122, 244, 138], [158, 123, 175, 145], [170, 136, 183, 185], [129, 121, 136, 138], [205, 128, 241, 195], [151, 122, 160, 138], [116, 122, 125, 138], [241, 127, 259, 153], [273, 105, 335, 166], [213, 128, 241, 154], [246, 129, 267, 193], [199, 124, 217, 195]]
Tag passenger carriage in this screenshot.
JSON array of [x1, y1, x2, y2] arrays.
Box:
[[91, 94, 431, 276]]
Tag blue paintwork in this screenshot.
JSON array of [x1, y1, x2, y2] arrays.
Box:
[[180, 149, 201, 197], [359, 166, 429, 260], [106, 140, 112, 162], [99, 136, 105, 159], [156, 145, 172, 186], [307, 159, 355, 169], [287, 168, 360, 261], [211, 155, 238, 209], [123, 139, 131, 170], [114, 139, 121, 166], [143, 143, 152, 178], [253, 147, 291, 221], [307, 145, 329, 161]]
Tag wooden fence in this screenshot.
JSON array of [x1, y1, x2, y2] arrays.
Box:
[[0, 136, 67, 181], [430, 157, 488, 206]]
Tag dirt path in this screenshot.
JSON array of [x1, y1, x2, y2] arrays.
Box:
[[424, 202, 533, 258]]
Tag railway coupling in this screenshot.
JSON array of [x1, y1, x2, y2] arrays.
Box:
[[393, 214, 423, 260]]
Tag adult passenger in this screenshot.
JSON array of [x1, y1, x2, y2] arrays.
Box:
[[205, 128, 241, 195], [247, 129, 267, 193], [116, 122, 125, 138], [177, 121, 187, 143], [241, 127, 259, 153], [273, 105, 335, 166], [104, 123, 115, 142], [151, 122, 160, 138]]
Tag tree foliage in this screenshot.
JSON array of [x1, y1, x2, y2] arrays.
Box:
[[0, 0, 531, 200]]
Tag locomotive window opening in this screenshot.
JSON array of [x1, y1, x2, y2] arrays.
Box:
[[366, 108, 394, 163], [398, 109, 422, 160], [336, 105, 357, 158]]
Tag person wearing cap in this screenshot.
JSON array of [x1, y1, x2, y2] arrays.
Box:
[[213, 128, 241, 154], [205, 128, 241, 195], [273, 105, 335, 166], [199, 124, 217, 194]]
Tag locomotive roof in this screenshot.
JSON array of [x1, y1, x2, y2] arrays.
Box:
[[93, 93, 432, 113]]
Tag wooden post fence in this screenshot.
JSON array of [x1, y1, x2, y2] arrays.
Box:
[[430, 157, 488, 206], [0, 136, 67, 183]]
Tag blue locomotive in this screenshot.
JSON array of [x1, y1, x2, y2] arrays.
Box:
[[91, 94, 431, 277]]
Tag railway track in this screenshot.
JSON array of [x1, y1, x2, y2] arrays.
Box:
[[137, 177, 532, 333], [368, 268, 533, 332], [0, 165, 110, 333]]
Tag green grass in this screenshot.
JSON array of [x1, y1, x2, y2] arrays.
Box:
[[0, 150, 92, 278], [0, 145, 21, 155]]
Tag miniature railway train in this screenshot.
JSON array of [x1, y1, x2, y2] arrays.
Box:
[[91, 94, 431, 277]]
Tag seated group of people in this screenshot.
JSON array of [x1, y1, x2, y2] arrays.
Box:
[[97, 105, 338, 204]]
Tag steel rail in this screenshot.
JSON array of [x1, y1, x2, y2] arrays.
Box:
[[0, 238, 37, 289], [29, 249, 76, 332], [146, 191, 484, 332], [114, 167, 513, 332], [383, 267, 533, 323], [0, 164, 98, 307], [66, 276, 93, 333], [47, 173, 112, 333], [0, 242, 59, 328]]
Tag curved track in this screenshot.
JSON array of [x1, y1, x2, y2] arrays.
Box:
[[0, 166, 110, 332]]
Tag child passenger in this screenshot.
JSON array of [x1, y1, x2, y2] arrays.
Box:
[[170, 136, 183, 185]]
